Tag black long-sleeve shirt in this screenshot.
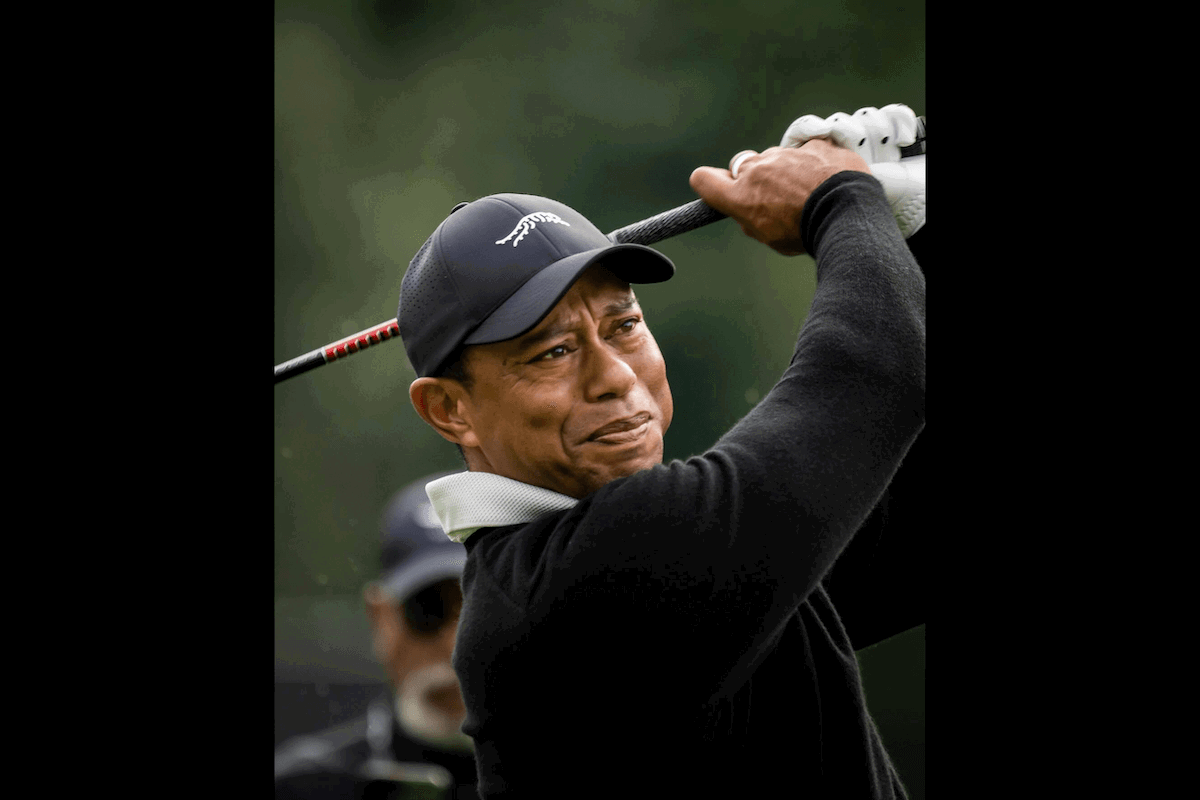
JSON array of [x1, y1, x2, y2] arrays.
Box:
[[451, 171, 927, 798]]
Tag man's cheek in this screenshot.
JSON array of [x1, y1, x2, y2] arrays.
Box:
[[640, 351, 673, 432], [523, 406, 561, 431], [659, 387, 674, 435]]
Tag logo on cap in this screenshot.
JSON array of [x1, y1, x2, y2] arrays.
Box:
[[495, 212, 571, 247]]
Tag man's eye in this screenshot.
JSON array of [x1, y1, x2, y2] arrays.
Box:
[[537, 345, 570, 361], [616, 317, 641, 334]]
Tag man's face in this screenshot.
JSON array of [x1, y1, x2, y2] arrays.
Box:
[[459, 263, 673, 498], [367, 578, 468, 744]]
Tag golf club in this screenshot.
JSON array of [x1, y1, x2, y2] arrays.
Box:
[[274, 116, 924, 384]]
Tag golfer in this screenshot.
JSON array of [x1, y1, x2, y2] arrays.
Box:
[[396, 107, 926, 798]]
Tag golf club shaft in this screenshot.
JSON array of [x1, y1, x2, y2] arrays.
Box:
[[274, 201, 729, 384], [274, 320, 401, 383]]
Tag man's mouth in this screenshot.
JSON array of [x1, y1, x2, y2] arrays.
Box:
[[588, 412, 652, 444]]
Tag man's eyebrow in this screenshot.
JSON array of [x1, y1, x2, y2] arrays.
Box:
[[603, 295, 639, 316], [514, 320, 577, 353], [512, 295, 640, 355]]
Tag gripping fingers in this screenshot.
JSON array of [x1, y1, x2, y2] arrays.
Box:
[[728, 150, 758, 179], [773, 102, 924, 238], [852, 107, 896, 163], [879, 104, 919, 147], [824, 112, 873, 161], [780, 114, 832, 148], [781, 104, 919, 164], [850, 105, 919, 163], [780, 111, 872, 161]]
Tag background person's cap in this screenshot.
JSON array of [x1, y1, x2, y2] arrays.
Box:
[[398, 193, 675, 378], [376, 471, 466, 602]]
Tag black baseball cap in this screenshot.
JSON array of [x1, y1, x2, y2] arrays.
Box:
[[375, 471, 465, 602], [397, 193, 676, 378]]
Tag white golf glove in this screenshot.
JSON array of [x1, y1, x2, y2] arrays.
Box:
[[780, 104, 925, 238]]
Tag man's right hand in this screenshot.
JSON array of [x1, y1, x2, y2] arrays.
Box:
[[688, 138, 871, 256]]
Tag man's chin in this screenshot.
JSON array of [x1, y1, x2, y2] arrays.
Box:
[[584, 438, 663, 493]]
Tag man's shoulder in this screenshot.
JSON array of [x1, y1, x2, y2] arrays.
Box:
[[460, 520, 552, 613], [462, 469, 662, 543], [461, 466, 687, 572], [274, 714, 371, 780]]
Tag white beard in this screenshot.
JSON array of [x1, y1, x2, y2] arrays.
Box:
[[395, 662, 474, 752]]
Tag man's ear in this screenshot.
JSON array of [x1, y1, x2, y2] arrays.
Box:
[[409, 377, 480, 449]]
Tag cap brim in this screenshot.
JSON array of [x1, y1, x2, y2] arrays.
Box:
[[379, 548, 467, 602], [463, 244, 674, 346]]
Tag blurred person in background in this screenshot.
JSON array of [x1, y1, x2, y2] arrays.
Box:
[[275, 472, 479, 800]]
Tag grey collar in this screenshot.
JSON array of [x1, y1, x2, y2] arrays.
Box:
[[425, 472, 579, 543]]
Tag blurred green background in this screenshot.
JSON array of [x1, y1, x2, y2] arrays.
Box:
[[274, 0, 923, 794]]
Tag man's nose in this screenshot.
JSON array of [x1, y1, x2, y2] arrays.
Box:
[[584, 342, 637, 402]]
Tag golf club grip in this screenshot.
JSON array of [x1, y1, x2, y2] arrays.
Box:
[[606, 199, 727, 245]]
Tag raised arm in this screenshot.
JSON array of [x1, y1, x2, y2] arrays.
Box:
[[514, 139, 926, 681]]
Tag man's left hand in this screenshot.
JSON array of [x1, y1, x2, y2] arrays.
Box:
[[781, 105, 925, 238]]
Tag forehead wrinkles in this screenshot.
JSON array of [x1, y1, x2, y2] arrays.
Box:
[[547, 291, 638, 336]]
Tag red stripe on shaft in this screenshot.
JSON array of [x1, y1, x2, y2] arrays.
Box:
[[323, 320, 400, 362]]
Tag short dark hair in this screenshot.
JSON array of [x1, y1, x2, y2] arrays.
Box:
[[434, 350, 473, 465], [437, 351, 473, 390]]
